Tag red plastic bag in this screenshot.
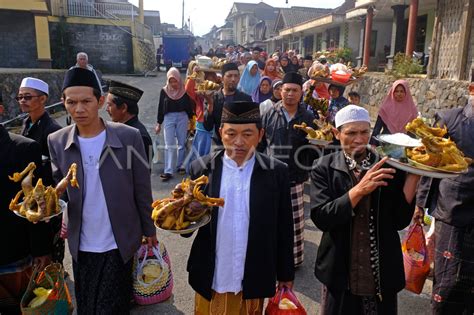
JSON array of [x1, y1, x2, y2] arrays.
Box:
[[402, 221, 430, 294], [265, 286, 307, 315]]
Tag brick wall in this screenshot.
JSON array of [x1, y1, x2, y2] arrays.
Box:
[[0, 11, 38, 68], [49, 22, 134, 74]]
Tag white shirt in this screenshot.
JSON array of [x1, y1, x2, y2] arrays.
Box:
[[78, 130, 118, 252], [212, 153, 255, 294]]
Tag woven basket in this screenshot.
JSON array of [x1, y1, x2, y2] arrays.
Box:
[[133, 242, 173, 305], [20, 263, 73, 315]]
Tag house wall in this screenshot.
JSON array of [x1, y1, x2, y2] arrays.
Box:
[[346, 73, 471, 122], [363, 20, 392, 70], [0, 11, 38, 68], [429, 0, 471, 80], [347, 20, 361, 58], [49, 19, 133, 73], [468, 18, 474, 80]]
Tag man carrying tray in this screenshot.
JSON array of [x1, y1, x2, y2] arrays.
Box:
[[48, 68, 157, 314], [310, 105, 420, 314], [416, 78, 474, 314], [187, 101, 295, 314]]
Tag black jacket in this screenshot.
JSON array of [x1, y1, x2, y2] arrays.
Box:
[[310, 151, 414, 296], [0, 126, 53, 265], [125, 115, 153, 162], [187, 150, 295, 300], [261, 102, 317, 184], [416, 104, 474, 226], [203, 90, 252, 145], [21, 112, 61, 186]]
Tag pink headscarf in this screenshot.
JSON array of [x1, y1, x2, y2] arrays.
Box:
[[164, 67, 186, 100], [378, 80, 418, 134]]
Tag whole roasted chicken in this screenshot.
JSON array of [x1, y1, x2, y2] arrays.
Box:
[[9, 162, 79, 222], [294, 120, 334, 142], [152, 175, 224, 231], [405, 118, 472, 172]]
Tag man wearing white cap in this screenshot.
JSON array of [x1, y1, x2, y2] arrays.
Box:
[[310, 105, 420, 314], [19, 77, 62, 170], [18, 77, 63, 264]]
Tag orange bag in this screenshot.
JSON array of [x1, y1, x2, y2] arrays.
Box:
[[265, 286, 307, 315], [402, 221, 430, 294]]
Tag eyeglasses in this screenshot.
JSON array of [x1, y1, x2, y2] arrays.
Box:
[[15, 95, 41, 101]]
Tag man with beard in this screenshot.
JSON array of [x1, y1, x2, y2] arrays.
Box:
[[187, 101, 294, 314], [203, 63, 252, 146], [310, 105, 420, 314], [416, 78, 474, 314], [261, 72, 316, 268], [105, 80, 153, 162]]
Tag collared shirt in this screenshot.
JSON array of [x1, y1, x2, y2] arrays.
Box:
[[212, 153, 255, 294], [281, 106, 295, 122]]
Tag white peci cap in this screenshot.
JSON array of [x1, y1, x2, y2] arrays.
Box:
[[20, 77, 49, 95], [335, 104, 370, 128]]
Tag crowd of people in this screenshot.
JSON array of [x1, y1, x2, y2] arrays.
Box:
[[0, 44, 473, 315]]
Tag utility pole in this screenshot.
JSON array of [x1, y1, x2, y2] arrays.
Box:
[[181, 0, 185, 29]]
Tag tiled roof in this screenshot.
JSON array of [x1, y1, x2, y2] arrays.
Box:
[[279, 7, 333, 27], [333, 0, 356, 14], [228, 2, 278, 21]]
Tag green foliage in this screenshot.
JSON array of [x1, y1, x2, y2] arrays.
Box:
[[390, 52, 423, 78], [333, 47, 353, 63]]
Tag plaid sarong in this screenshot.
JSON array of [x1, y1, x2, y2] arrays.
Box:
[[290, 183, 305, 267]]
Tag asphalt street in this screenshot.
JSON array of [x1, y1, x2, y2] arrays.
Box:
[[58, 73, 432, 314]]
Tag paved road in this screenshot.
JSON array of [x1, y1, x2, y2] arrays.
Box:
[[58, 74, 432, 314]]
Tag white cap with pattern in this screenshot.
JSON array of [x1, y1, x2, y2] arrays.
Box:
[[335, 104, 370, 128]]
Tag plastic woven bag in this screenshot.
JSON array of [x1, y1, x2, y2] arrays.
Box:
[[265, 286, 307, 315], [20, 263, 73, 315], [402, 221, 431, 294], [133, 242, 173, 305]]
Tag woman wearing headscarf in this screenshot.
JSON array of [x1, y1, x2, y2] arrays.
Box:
[[371, 79, 418, 144], [326, 84, 349, 125], [291, 55, 301, 70], [263, 59, 283, 81], [280, 55, 293, 74], [237, 60, 261, 95], [184, 62, 213, 170], [252, 76, 273, 103], [259, 79, 283, 116], [156, 67, 194, 181]]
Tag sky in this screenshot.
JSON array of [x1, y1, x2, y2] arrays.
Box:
[[129, 0, 345, 36]]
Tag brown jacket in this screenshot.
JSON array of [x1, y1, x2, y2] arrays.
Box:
[[47, 120, 155, 262]]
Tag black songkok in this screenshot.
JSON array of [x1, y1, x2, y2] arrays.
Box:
[[282, 72, 303, 86], [62, 67, 101, 92], [221, 62, 239, 76], [221, 101, 261, 124], [108, 80, 143, 102]]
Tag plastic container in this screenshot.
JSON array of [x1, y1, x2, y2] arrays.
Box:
[[331, 71, 352, 83]]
